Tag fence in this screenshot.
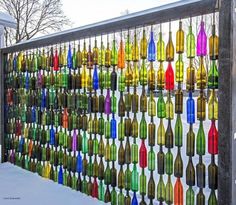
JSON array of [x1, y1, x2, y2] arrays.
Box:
[[0, 0, 235, 204]]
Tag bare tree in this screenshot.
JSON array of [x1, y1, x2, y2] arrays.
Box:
[[0, 0, 71, 46]]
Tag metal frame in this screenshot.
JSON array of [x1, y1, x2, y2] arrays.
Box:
[[1, 0, 216, 53], [1, 0, 236, 204]]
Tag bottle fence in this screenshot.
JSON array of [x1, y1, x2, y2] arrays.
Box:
[[3, 12, 222, 205]]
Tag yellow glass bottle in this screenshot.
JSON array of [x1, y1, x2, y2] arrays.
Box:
[[140, 29, 147, 59], [148, 62, 155, 91], [208, 90, 218, 120], [125, 62, 133, 87], [125, 32, 132, 61], [175, 54, 184, 83], [166, 26, 174, 62], [133, 62, 139, 87], [82, 41, 87, 65], [148, 92, 156, 117], [81, 65, 87, 88], [132, 31, 139, 62], [157, 62, 165, 90], [157, 29, 165, 62], [105, 41, 111, 68], [196, 57, 207, 89], [186, 59, 195, 91], [166, 94, 174, 120], [209, 24, 219, 60], [176, 21, 184, 53], [99, 40, 105, 66], [157, 119, 165, 146]]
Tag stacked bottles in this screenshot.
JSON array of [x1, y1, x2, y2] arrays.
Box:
[[4, 18, 220, 205], [98, 36, 105, 201], [110, 34, 118, 205], [81, 40, 88, 194], [131, 29, 139, 205], [208, 14, 219, 205], [76, 42, 83, 192], [196, 19, 207, 205], [156, 24, 166, 205], [186, 18, 196, 205], [92, 38, 99, 198], [118, 32, 125, 205], [124, 30, 132, 205], [147, 26, 156, 205], [104, 35, 111, 203], [174, 20, 184, 205], [165, 22, 174, 205], [139, 28, 148, 205]]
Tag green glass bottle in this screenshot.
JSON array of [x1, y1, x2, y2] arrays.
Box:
[[157, 175, 165, 202], [196, 121, 205, 156], [187, 23, 196, 58], [175, 114, 183, 147], [165, 176, 173, 204]]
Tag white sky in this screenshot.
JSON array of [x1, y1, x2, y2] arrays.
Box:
[[61, 0, 179, 27]]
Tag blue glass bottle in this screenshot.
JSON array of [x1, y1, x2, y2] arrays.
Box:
[[58, 165, 63, 184], [148, 29, 156, 62], [25, 72, 29, 90], [31, 106, 36, 123], [110, 118, 116, 139], [67, 44, 72, 69], [131, 192, 138, 205], [41, 89, 46, 109], [50, 126, 55, 145], [13, 55, 17, 71], [93, 65, 99, 90], [19, 137, 25, 153], [76, 152, 83, 173], [187, 92, 195, 124]]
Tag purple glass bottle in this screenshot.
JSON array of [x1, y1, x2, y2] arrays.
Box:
[[104, 89, 111, 115], [197, 21, 207, 56], [72, 130, 77, 152]]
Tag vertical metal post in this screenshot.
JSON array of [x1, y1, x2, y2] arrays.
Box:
[[218, 0, 236, 204]]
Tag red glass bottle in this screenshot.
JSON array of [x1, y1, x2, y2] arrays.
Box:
[[92, 177, 98, 198], [165, 62, 174, 90], [54, 49, 59, 71], [139, 140, 147, 168], [208, 121, 218, 155]]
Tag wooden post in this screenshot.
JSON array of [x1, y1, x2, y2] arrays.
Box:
[[218, 0, 236, 204]]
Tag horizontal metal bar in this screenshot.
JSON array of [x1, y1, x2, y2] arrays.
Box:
[[1, 0, 217, 54]]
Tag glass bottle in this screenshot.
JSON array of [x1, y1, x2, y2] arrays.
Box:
[[140, 29, 147, 59], [166, 28, 174, 61], [197, 21, 207, 56], [176, 21, 184, 53], [157, 29, 165, 62], [175, 54, 184, 83], [187, 23, 195, 58], [209, 24, 219, 60], [196, 57, 207, 90], [208, 90, 218, 120], [208, 60, 218, 89], [148, 29, 156, 62]]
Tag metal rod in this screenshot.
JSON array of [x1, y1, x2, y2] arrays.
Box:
[[1, 0, 216, 53]]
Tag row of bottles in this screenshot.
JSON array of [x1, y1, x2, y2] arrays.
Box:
[[4, 16, 219, 205]]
